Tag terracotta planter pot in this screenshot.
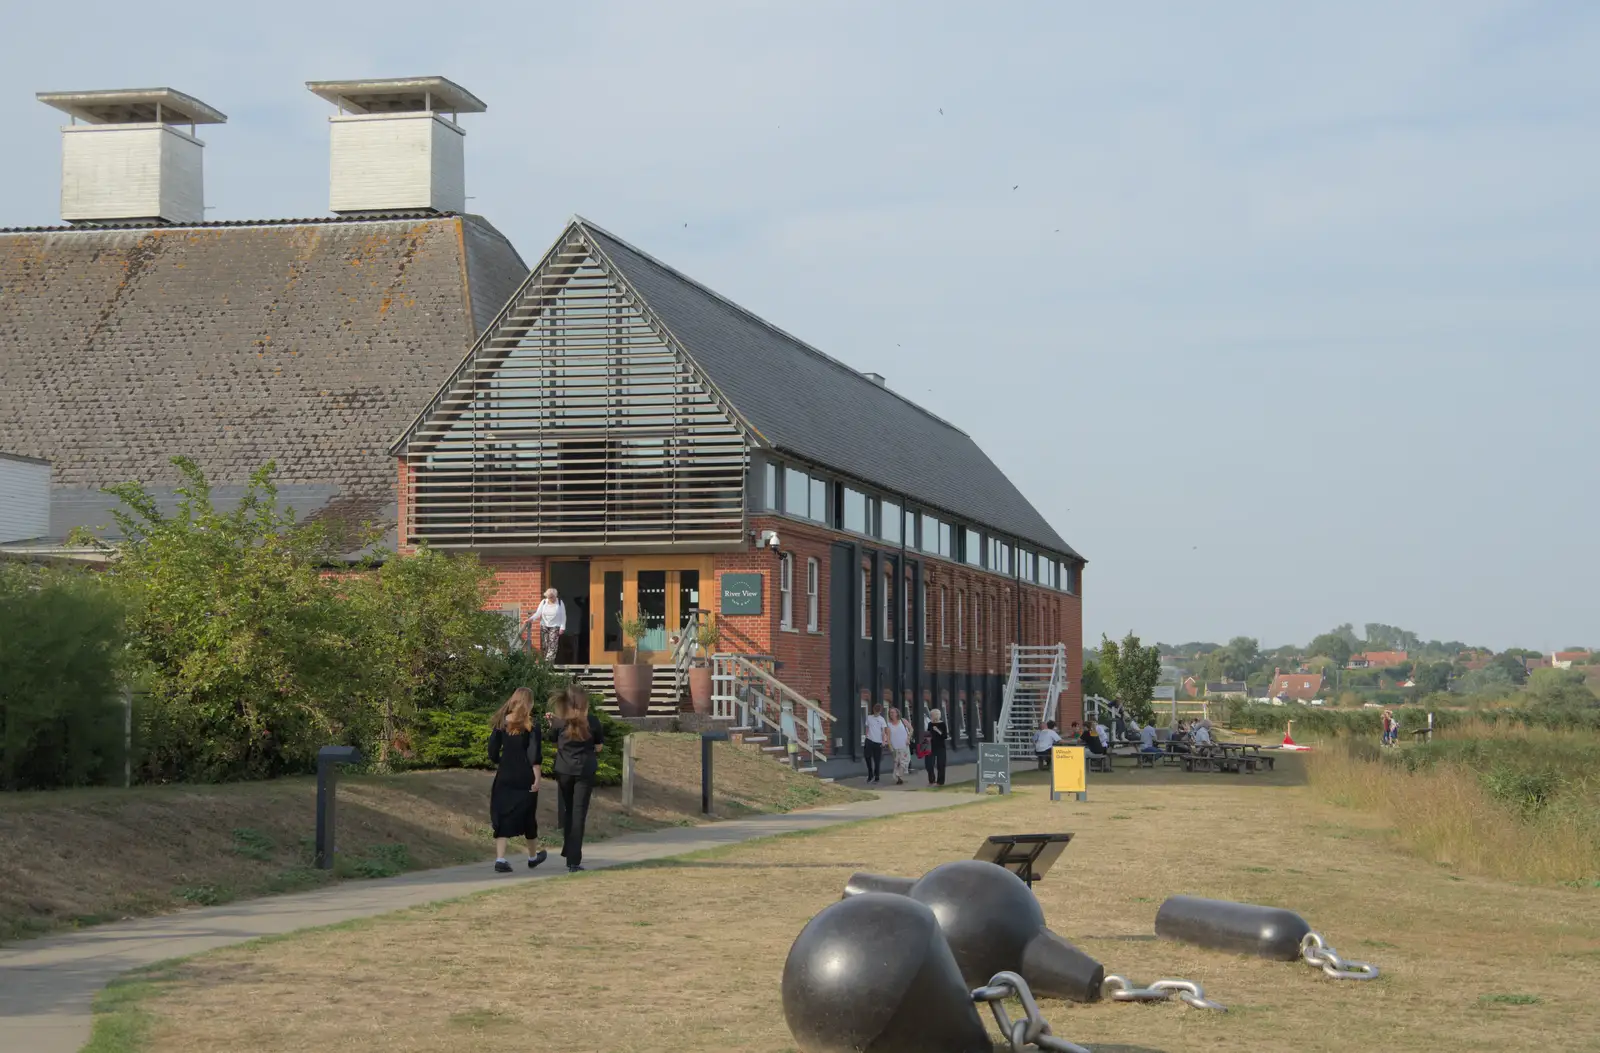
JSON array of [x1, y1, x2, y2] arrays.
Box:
[[688, 665, 714, 715], [613, 662, 655, 718]]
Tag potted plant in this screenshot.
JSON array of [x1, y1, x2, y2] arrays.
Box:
[[688, 616, 720, 715], [613, 616, 654, 718]]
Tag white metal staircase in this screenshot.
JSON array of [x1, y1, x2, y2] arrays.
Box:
[[711, 653, 834, 776], [996, 643, 1069, 761]]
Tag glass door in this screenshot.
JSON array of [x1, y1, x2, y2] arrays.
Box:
[[589, 560, 625, 665], [636, 570, 669, 654]]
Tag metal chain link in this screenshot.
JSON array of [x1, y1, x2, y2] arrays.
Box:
[[971, 972, 1091, 1053], [1103, 974, 1228, 1012], [1301, 931, 1381, 980]]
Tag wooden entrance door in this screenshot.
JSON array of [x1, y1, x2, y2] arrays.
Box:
[[589, 559, 625, 665]]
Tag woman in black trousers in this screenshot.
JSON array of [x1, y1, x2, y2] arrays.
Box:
[[487, 688, 549, 873], [924, 707, 949, 787], [548, 684, 605, 872]]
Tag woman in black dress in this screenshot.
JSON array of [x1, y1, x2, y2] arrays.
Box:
[[548, 684, 605, 872], [924, 708, 949, 787], [487, 687, 549, 873]]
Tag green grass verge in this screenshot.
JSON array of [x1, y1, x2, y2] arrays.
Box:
[[81, 961, 185, 1053]]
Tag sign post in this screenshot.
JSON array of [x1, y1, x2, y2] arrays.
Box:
[[975, 742, 1011, 795], [1050, 745, 1087, 803]]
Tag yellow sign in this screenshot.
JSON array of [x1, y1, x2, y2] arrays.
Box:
[[1051, 746, 1086, 794]]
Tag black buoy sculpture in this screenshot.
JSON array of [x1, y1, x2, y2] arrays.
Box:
[[1154, 895, 1312, 960], [842, 860, 1104, 1002], [781, 893, 993, 1053]]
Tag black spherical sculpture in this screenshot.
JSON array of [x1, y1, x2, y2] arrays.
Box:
[[781, 893, 993, 1053], [844, 860, 1104, 1002]]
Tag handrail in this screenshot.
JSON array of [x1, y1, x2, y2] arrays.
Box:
[[709, 651, 833, 765], [671, 608, 703, 697], [996, 643, 1069, 759]]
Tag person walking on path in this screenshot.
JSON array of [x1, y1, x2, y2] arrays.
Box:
[[487, 688, 549, 873], [923, 708, 949, 786], [862, 703, 888, 783], [887, 707, 913, 784], [549, 685, 605, 872], [1381, 709, 1396, 747], [529, 589, 567, 662]]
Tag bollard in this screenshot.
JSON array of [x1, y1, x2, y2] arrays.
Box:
[[314, 745, 362, 870], [782, 893, 992, 1053], [1154, 895, 1311, 960], [701, 730, 729, 816], [621, 734, 635, 812]]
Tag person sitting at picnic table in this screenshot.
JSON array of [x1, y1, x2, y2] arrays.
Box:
[[1138, 722, 1162, 754], [1080, 722, 1108, 756], [1166, 720, 1193, 754], [1033, 720, 1062, 769]]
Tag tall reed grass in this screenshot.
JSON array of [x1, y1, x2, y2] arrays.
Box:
[[1306, 721, 1600, 884]]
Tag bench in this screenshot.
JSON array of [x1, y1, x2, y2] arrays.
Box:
[[1181, 754, 1214, 773], [1088, 753, 1113, 774], [1133, 751, 1158, 769]]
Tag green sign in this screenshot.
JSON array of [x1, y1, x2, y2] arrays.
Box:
[[720, 573, 763, 615], [975, 743, 1011, 795]]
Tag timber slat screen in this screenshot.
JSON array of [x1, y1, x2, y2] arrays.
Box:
[[404, 234, 748, 548]]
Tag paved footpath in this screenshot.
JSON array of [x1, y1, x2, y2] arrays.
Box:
[[0, 787, 983, 1053]]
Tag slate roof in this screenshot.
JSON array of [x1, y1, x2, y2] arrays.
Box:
[[576, 220, 1079, 559], [0, 213, 526, 538]]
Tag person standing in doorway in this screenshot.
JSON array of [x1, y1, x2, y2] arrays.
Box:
[[487, 688, 548, 873], [548, 684, 605, 872], [863, 702, 887, 783], [531, 589, 566, 663], [924, 708, 949, 786], [887, 707, 913, 785]]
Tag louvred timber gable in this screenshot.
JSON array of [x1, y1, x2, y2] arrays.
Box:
[[398, 222, 750, 549]]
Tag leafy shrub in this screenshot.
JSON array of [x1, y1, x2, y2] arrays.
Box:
[[0, 563, 127, 790], [347, 842, 411, 879], [411, 695, 629, 786]]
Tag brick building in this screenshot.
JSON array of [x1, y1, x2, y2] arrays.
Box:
[[2, 78, 1085, 774], [394, 216, 1086, 767]]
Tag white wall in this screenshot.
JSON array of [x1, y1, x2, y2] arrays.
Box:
[[60, 124, 205, 223], [329, 113, 466, 214], [0, 458, 50, 544]]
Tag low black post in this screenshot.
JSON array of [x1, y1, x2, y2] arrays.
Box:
[[701, 730, 730, 817], [315, 745, 362, 870]]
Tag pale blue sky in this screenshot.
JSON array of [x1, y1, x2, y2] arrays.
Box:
[[3, 1, 1595, 650]]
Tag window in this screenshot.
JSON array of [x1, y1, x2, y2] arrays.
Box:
[[843, 488, 869, 534], [985, 597, 995, 652], [964, 528, 981, 566], [883, 570, 894, 640], [905, 574, 915, 643], [1000, 542, 1012, 575], [880, 501, 902, 544], [1042, 559, 1056, 589], [922, 582, 931, 644], [809, 476, 827, 523], [921, 514, 940, 554], [957, 591, 965, 649], [806, 558, 819, 632], [763, 462, 778, 510], [784, 467, 809, 517], [861, 567, 872, 638], [1066, 562, 1081, 595], [938, 522, 952, 558], [906, 508, 918, 548], [938, 585, 947, 647], [779, 553, 794, 630], [1019, 550, 1035, 582]]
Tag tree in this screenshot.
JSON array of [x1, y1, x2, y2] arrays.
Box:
[[1525, 668, 1596, 709], [1413, 662, 1451, 695], [1080, 657, 1109, 701], [1307, 631, 1354, 668], [1219, 636, 1262, 682], [1453, 664, 1515, 699], [340, 547, 507, 768], [1099, 632, 1162, 724], [1488, 653, 1529, 686], [0, 564, 127, 789], [97, 457, 370, 782]]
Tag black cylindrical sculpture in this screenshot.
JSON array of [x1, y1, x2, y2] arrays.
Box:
[[842, 860, 1104, 1002], [842, 872, 917, 898], [1155, 895, 1311, 961], [782, 893, 993, 1053]]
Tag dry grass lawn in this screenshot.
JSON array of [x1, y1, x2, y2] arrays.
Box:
[[98, 758, 1600, 1053], [0, 733, 865, 943]]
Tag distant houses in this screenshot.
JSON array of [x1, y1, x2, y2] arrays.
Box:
[[1205, 681, 1248, 699], [1267, 671, 1325, 703], [1348, 650, 1408, 669]]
